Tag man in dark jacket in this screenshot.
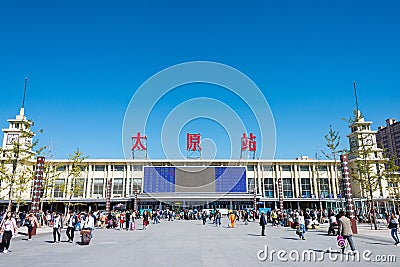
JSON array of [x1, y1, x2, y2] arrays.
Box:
[[259, 211, 267, 236]]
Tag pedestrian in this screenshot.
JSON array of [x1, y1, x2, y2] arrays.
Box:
[[259, 211, 267, 236], [83, 211, 95, 238], [215, 210, 221, 227], [19, 211, 26, 227], [66, 211, 76, 243], [125, 210, 130, 231], [202, 210, 207, 225], [243, 210, 249, 225], [328, 211, 338, 235], [388, 213, 400, 246], [119, 211, 125, 230], [26, 212, 39, 241], [338, 210, 356, 254], [297, 210, 306, 240], [229, 211, 235, 228], [0, 211, 18, 253], [52, 213, 62, 243], [142, 210, 149, 230]]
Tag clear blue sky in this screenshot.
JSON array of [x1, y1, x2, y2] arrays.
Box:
[[1, 1, 399, 160]]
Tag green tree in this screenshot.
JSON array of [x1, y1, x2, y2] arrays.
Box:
[[39, 146, 62, 212], [63, 148, 88, 215], [321, 125, 344, 210], [382, 152, 400, 214]]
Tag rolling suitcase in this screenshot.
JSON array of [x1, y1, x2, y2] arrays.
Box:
[[80, 229, 91, 245]]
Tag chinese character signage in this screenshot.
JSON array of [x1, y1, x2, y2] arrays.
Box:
[[131, 132, 147, 159], [186, 133, 201, 158], [241, 132, 256, 159]]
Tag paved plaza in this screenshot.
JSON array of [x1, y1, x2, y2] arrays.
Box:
[[2, 218, 400, 267]]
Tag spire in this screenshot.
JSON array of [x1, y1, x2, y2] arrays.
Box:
[[353, 81, 361, 121], [20, 77, 28, 117]]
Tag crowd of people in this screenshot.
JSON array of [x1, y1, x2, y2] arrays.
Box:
[[1, 207, 400, 255]]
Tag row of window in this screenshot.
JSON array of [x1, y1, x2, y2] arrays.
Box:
[[249, 165, 330, 172], [53, 178, 142, 198], [56, 165, 144, 172], [263, 178, 330, 198]]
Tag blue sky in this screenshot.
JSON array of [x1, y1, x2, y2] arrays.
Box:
[[1, 1, 399, 160]]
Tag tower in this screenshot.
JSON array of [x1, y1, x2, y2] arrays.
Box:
[[1, 78, 34, 159], [347, 111, 387, 199]]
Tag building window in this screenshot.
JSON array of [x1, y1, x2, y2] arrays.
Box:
[[130, 178, 142, 194], [318, 165, 328, 171], [282, 178, 293, 198], [113, 178, 124, 195], [95, 165, 105, 172], [54, 179, 65, 198], [113, 165, 125, 172], [133, 165, 143, 172], [73, 178, 85, 198], [247, 165, 255, 171], [57, 165, 66, 172], [319, 178, 329, 198], [248, 178, 255, 193], [301, 178, 311, 198], [93, 178, 104, 197], [281, 165, 291, 172], [263, 178, 274, 198], [300, 166, 309, 171], [263, 165, 274, 172]]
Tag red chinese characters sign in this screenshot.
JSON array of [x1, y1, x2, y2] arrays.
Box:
[[131, 132, 147, 151], [241, 133, 256, 151], [131, 132, 147, 159], [187, 133, 201, 152], [186, 133, 201, 158]]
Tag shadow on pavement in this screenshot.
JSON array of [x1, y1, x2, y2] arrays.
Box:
[[247, 233, 261, 236], [281, 237, 300, 240]]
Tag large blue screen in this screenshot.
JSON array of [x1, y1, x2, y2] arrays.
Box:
[[143, 167, 247, 193]]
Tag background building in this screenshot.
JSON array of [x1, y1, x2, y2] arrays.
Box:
[[377, 118, 400, 166]]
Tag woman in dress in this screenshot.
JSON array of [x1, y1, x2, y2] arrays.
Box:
[[0, 211, 18, 253]]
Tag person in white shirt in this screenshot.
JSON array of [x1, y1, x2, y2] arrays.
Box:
[[84, 211, 95, 238], [52, 213, 62, 243], [297, 210, 306, 240], [0, 211, 18, 253], [66, 211, 76, 243]]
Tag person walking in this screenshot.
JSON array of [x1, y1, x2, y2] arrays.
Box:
[[52, 213, 62, 243], [215, 210, 221, 227], [297, 210, 306, 240], [243, 210, 249, 225], [388, 213, 400, 246], [259, 211, 267, 236], [125, 210, 131, 231], [202, 210, 207, 225], [229, 211, 236, 228], [26, 212, 39, 241], [338, 210, 356, 254], [142, 210, 149, 230], [66, 211, 76, 243], [0, 211, 18, 253], [83, 212, 95, 238]]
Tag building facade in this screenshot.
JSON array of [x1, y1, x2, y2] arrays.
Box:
[[0, 108, 396, 214], [377, 118, 400, 166]]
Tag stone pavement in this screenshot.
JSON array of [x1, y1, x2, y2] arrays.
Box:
[[1, 218, 400, 267]]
